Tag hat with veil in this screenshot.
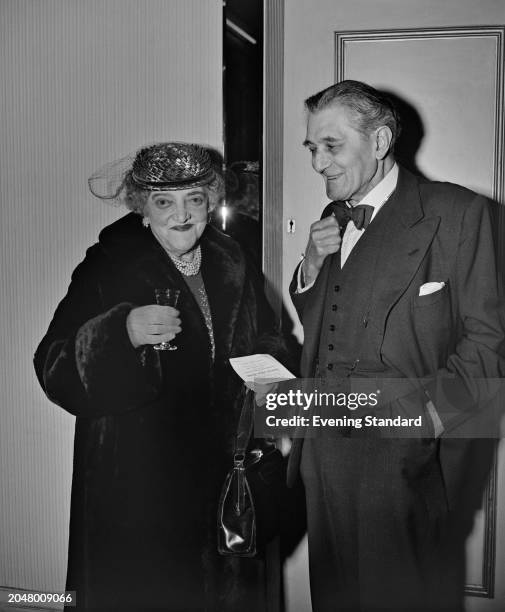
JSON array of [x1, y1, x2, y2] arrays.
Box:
[[88, 142, 217, 205]]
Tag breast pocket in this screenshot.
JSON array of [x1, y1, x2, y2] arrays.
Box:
[[411, 281, 452, 353], [413, 282, 449, 308]]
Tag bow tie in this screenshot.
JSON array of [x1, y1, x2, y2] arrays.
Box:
[[330, 201, 374, 231]]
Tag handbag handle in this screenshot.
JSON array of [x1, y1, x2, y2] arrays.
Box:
[[232, 386, 254, 515], [234, 386, 254, 464]]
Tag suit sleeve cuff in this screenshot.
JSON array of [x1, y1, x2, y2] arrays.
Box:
[[295, 260, 315, 294], [426, 400, 444, 438]]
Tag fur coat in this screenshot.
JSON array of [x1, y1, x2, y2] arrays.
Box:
[[34, 213, 287, 611]]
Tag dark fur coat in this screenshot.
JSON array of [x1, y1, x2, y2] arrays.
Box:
[[34, 213, 287, 611]]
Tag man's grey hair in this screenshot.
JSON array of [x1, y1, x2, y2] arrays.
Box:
[[305, 80, 401, 148]]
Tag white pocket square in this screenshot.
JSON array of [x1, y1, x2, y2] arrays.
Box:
[[419, 281, 445, 296]]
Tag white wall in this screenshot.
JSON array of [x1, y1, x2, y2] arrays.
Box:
[[0, 0, 222, 592]]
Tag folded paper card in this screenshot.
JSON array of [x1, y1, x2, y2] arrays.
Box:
[[229, 354, 295, 383]]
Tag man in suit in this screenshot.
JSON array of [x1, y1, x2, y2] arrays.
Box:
[[288, 80, 505, 611]]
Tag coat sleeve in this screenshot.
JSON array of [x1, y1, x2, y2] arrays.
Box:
[[357, 195, 505, 435], [289, 201, 336, 322], [34, 246, 161, 417], [424, 195, 505, 432], [289, 253, 333, 327], [289, 261, 312, 322]]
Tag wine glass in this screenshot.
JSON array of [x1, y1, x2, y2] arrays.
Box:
[[153, 288, 181, 351]]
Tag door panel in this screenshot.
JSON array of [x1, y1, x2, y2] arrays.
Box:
[[336, 27, 503, 203], [337, 27, 504, 601]]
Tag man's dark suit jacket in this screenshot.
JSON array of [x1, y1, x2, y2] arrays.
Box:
[[288, 166, 505, 505]]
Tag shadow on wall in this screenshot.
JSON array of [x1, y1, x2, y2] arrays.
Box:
[[381, 90, 427, 180], [383, 89, 503, 283]]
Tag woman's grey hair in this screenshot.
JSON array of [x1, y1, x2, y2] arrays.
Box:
[[122, 168, 225, 215], [305, 80, 401, 148]]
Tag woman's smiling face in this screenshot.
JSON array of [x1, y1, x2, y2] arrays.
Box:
[[144, 187, 209, 256]]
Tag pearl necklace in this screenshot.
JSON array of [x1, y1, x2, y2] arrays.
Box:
[[168, 245, 202, 276]]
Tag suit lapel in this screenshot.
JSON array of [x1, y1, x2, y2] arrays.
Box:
[[365, 168, 440, 342]]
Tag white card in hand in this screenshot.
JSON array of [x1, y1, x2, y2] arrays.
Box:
[[229, 354, 295, 383]]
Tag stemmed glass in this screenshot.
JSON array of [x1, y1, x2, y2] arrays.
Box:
[[153, 288, 181, 351]]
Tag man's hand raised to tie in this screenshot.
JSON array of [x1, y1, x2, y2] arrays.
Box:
[[302, 213, 341, 285]]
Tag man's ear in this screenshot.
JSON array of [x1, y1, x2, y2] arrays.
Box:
[[374, 126, 393, 160]]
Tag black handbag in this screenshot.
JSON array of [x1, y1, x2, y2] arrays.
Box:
[[217, 386, 286, 557]]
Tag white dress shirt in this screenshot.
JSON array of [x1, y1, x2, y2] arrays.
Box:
[[340, 162, 399, 266]]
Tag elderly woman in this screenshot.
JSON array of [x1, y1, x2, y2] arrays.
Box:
[[34, 143, 287, 611]]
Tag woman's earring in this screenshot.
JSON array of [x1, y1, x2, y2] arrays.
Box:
[[142, 217, 150, 228]]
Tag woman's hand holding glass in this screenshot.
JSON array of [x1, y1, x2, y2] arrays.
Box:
[[126, 303, 181, 349]]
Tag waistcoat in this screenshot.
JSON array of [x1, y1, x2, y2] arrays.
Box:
[[317, 196, 400, 380]]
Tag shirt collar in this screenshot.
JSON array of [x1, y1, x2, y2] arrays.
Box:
[[349, 162, 399, 211]]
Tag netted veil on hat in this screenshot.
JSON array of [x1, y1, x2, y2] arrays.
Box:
[[88, 142, 217, 204]]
